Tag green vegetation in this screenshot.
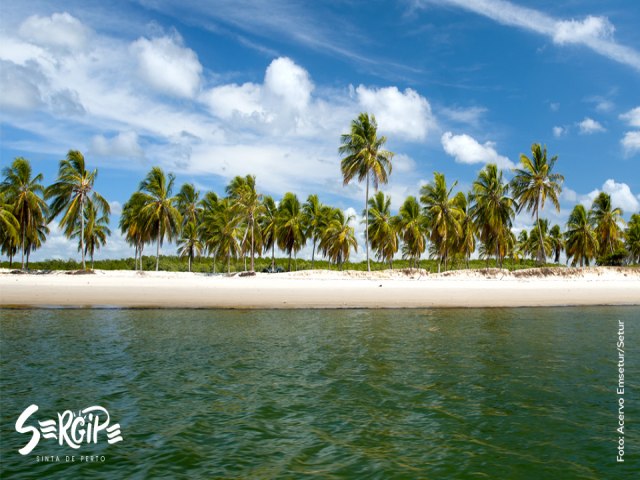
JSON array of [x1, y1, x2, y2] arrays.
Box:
[[1, 115, 639, 272]]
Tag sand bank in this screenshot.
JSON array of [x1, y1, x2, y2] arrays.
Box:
[[1, 267, 638, 308]]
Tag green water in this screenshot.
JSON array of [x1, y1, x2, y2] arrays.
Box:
[[1, 307, 638, 479]]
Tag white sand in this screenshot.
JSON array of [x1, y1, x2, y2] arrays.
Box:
[[1, 267, 638, 308]]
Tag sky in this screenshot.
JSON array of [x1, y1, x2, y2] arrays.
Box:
[[0, 0, 639, 262]]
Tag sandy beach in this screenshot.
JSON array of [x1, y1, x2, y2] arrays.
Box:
[[1, 267, 638, 308]]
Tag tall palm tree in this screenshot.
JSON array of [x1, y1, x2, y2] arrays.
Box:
[[510, 144, 564, 264], [204, 198, 243, 273], [261, 195, 279, 271], [471, 164, 515, 268], [1, 157, 48, 270], [549, 224, 564, 264], [72, 203, 111, 269], [226, 175, 264, 272], [24, 220, 49, 270], [302, 194, 329, 269], [625, 213, 640, 264], [366, 191, 398, 268], [339, 113, 394, 271], [177, 221, 203, 272], [120, 192, 150, 271], [393, 196, 427, 268], [453, 192, 476, 269], [199, 191, 223, 272], [46, 150, 110, 270], [565, 204, 598, 267], [527, 219, 552, 263], [176, 183, 201, 227], [319, 208, 358, 270], [420, 172, 462, 272], [276, 192, 306, 271], [137, 167, 182, 271], [515, 230, 530, 263], [590, 192, 624, 256]]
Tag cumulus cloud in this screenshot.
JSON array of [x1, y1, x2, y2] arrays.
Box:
[[131, 34, 202, 98], [553, 126, 566, 138], [552, 16, 614, 45], [202, 82, 264, 120], [584, 179, 639, 213], [18, 12, 90, 50], [264, 57, 314, 111], [441, 132, 514, 169], [355, 86, 436, 141], [621, 131, 640, 156], [620, 106, 640, 128], [90, 131, 144, 158], [578, 117, 605, 134]]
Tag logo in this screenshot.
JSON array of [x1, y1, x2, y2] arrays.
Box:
[[15, 404, 123, 455]]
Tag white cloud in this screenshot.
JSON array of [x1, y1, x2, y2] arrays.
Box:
[[549, 102, 560, 112], [264, 57, 314, 111], [420, 1, 640, 72], [621, 131, 640, 156], [202, 82, 264, 119], [620, 106, 640, 128], [131, 34, 202, 98], [582, 180, 639, 213], [553, 126, 566, 138], [18, 12, 90, 51], [355, 85, 436, 141], [441, 132, 514, 169], [90, 131, 144, 158], [392, 153, 417, 174], [578, 117, 605, 134], [0, 61, 43, 110], [552, 16, 614, 45]]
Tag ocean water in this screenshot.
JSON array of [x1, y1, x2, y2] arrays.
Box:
[[1, 307, 638, 479]]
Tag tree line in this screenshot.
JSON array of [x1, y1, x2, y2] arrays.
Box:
[[1, 113, 639, 271]]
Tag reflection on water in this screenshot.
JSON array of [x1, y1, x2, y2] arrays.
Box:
[[1, 307, 638, 479]]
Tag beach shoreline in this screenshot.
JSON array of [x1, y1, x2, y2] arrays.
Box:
[[1, 267, 638, 309]]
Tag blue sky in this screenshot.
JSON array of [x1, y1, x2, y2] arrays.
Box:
[[1, 0, 639, 261]]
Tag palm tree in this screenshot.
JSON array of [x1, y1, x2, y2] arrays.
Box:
[[393, 196, 427, 268], [199, 191, 223, 272], [46, 150, 110, 270], [565, 204, 598, 267], [1, 157, 48, 270], [420, 172, 462, 272], [137, 167, 182, 271], [24, 220, 49, 269], [625, 214, 640, 264], [176, 183, 201, 226], [339, 113, 394, 271], [319, 208, 358, 269], [515, 230, 530, 263], [261, 195, 279, 271], [366, 191, 398, 268], [510, 144, 564, 264], [177, 221, 203, 272], [527, 219, 552, 263], [590, 192, 624, 256], [120, 192, 150, 271], [72, 203, 111, 269], [302, 194, 329, 269], [226, 175, 264, 272], [549, 224, 564, 264], [470, 164, 515, 268], [453, 192, 476, 269], [276, 192, 306, 271], [0, 192, 19, 260], [204, 198, 243, 273]]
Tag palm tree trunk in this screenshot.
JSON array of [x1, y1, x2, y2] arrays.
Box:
[[26, 249, 30, 270], [91, 252, 94, 270], [227, 255, 231, 274], [365, 173, 370, 272], [288, 251, 292, 271], [21, 223, 25, 270], [250, 219, 255, 272], [536, 201, 544, 265], [156, 237, 160, 271], [188, 254, 191, 272], [80, 196, 86, 270], [271, 243, 275, 270], [312, 238, 316, 269]]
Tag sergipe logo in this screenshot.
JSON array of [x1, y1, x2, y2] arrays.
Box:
[[15, 404, 123, 455]]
